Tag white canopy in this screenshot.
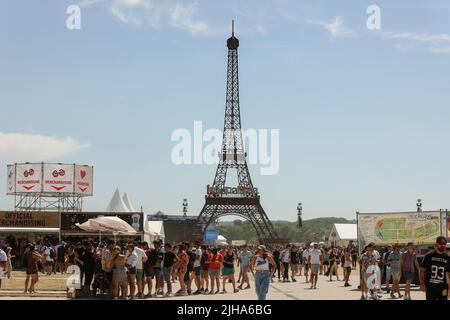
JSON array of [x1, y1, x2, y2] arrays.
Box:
[[122, 193, 136, 212], [105, 188, 130, 212], [76, 216, 137, 235], [329, 223, 357, 241], [142, 215, 165, 244]]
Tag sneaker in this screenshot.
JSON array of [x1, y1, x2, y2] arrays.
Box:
[[360, 295, 366, 300], [244, 285, 250, 290], [176, 291, 188, 296], [233, 289, 239, 293], [292, 278, 297, 282], [145, 293, 152, 298], [165, 292, 173, 297], [215, 290, 219, 294], [372, 293, 380, 300], [390, 293, 396, 299], [187, 290, 192, 295], [221, 290, 227, 294], [193, 290, 201, 295], [237, 285, 243, 290], [398, 293, 403, 299], [403, 296, 408, 300]]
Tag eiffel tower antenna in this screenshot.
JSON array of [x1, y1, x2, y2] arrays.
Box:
[[192, 22, 286, 245]]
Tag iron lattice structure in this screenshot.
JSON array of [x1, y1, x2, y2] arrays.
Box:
[[14, 193, 83, 212], [195, 23, 286, 245]]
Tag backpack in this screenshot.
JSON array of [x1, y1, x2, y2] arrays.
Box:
[[49, 248, 56, 259]]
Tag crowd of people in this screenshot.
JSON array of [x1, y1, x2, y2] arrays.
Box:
[[0, 235, 449, 300]]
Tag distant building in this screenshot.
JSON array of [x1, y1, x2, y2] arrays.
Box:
[[328, 223, 357, 247], [147, 211, 217, 244]]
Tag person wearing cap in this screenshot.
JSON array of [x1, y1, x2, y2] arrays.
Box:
[[360, 242, 381, 300], [419, 236, 450, 300], [250, 245, 276, 300]]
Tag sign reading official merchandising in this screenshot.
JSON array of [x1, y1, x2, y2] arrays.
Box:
[[0, 211, 60, 228]]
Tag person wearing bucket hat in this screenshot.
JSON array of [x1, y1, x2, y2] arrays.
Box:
[[250, 245, 276, 300]]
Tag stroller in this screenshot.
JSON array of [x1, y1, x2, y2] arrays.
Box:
[[92, 258, 109, 298]]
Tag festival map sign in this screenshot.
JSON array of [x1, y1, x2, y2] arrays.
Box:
[[358, 211, 442, 246]]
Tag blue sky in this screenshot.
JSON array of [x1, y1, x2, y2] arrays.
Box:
[[1, 0, 450, 221]]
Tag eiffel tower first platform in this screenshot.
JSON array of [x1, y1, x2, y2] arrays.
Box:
[[192, 22, 287, 245]]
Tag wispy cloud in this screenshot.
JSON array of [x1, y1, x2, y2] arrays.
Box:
[[382, 31, 450, 54], [0, 133, 90, 162], [169, 1, 209, 35], [309, 16, 354, 40]]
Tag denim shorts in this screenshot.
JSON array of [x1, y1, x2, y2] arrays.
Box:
[[403, 271, 414, 282], [194, 266, 201, 277], [163, 267, 172, 282]]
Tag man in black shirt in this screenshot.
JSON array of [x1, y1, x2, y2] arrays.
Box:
[[81, 242, 95, 295], [162, 243, 178, 297], [272, 247, 281, 282], [420, 236, 450, 300]]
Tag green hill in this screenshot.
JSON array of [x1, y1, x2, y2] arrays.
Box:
[[216, 217, 355, 245]]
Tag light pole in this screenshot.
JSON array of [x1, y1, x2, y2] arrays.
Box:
[[183, 198, 188, 217], [297, 202, 303, 228], [416, 199, 422, 212]]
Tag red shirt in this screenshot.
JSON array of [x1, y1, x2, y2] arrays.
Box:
[[209, 253, 223, 270]]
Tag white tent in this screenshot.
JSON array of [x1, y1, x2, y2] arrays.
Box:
[[329, 223, 357, 247], [105, 188, 130, 212], [122, 192, 136, 212], [215, 235, 228, 246], [143, 215, 165, 245]]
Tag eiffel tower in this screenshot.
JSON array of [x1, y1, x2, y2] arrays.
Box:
[[193, 22, 286, 245]]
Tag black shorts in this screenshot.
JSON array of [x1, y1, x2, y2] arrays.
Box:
[[127, 267, 136, 275], [426, 289, 448, 301], [184, 270, 191, 282], [144, 268, 154, 278], [105, 271, 113, 284]]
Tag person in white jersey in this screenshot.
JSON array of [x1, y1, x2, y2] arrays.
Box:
[[250, 245, 276, 300], [308, 243, 323, 289]]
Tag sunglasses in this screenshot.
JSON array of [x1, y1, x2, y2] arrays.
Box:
[[437, 242, 447, 245]]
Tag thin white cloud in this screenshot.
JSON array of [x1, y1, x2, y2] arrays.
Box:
[[310, 16, 354, 40], [169, 2, 209, 35], [0, 132, 90, 162], [383, 32, 450, 43], [382, 31, 450, 54], [429, 45, 450, 54], [110, 0, 155, 27]]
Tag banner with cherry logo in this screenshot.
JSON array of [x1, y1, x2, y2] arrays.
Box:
[[74, 165, 93, 196]]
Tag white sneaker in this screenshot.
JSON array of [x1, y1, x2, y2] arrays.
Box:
[[372, 293, 380, 300]]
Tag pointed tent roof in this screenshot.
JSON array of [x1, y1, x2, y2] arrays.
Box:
[[122, 192, 136, 212], [105, 188, 130, 212]]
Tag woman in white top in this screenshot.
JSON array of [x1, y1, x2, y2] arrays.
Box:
[[250, 245, 276, 300]]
